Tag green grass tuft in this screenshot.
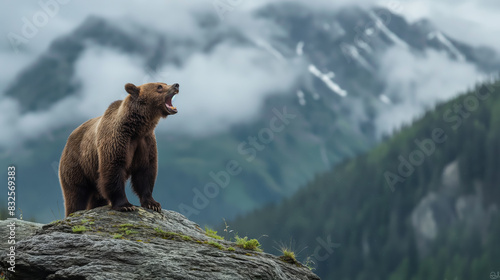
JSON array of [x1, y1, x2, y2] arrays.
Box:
[[154, 227, 177, 237], [206, 240, 225, 250], [113, 233, 123, 239], [304, 256, 316, 271], [282, 249, 296, 261], [205, 226, 224, 240], [153, 227, 195, 243], [72, 225, 87, 233], [119, 223, 134, 227], [154, 228, 182, 238], [124, 229, 137, 235], [154, 227, 166, 234], [276, 241, 300, 265], [116, 224, 138, 235], [227, 247, 235, 251], [235, 236, 262, 251]]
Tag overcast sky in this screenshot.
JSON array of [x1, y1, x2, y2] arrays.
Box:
[[2, 0, 500, 58], [0, 0, 499, 147]]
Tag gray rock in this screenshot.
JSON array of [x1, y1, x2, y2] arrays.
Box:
[[0, 207, 320, 280], [440, 160, 460, 197], [410, 192, 456, 257], [0, 219, 43, 252]]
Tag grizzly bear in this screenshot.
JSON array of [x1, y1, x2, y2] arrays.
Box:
[[59, 82, 179, 216]]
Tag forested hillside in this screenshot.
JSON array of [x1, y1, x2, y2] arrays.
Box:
[[231, 80, 500, 280]]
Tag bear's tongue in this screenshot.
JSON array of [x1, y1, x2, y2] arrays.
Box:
[[166, 95, 176, 110]]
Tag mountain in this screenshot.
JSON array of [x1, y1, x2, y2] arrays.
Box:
[[230, 80, 500, 279], [0, 207, 320, 279], [2, 3, 499, 225]]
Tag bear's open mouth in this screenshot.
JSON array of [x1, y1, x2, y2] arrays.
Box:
[[165, 90, 178, 114]]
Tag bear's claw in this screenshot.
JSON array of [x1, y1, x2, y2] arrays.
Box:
[[145, 203, 162, 213], [148, 205, 162, 213], [112, 202, 136, 212], [122, 206, 136, 211], [140, 198, 161, 213]]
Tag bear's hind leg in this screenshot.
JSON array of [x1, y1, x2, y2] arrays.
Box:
[[98, 167, 135, 212], [63, 184, 92, 217], [87, 191, 109, 210]]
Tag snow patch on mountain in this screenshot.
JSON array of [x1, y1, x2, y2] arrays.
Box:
[[379, 94, 392, 104], [297, 90, 306, 105], [254, 38, 285, 62], [428, 31, 466, 61], [341, 44, 374, 72], [368, 11, 409, 49], [308, 64, 347, 97], [296, 41, 304, 56]]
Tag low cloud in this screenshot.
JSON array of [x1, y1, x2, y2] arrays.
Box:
[[0, 41, 303, 149], [0, 47, 145, 148], [72, 46, 147, 118], [76, 44, 300, 135], [155, 43, 303, 134], [374, 46, 485, 136], [0, 0, 207, 54], [397, 0, 500, 52], [74, 42, 303, 136], [4, 0, 499, 57]]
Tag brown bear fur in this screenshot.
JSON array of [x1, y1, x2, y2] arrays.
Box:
[[59, 82, 179, 216]]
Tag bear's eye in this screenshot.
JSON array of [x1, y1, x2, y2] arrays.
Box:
[[157, 85, 163, 91]]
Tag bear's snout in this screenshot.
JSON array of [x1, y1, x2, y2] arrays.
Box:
[[172, 83, 179, 90]]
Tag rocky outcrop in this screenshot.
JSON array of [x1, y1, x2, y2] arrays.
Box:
[[410, 160, 499, 258], [0, 207, 320, 280]]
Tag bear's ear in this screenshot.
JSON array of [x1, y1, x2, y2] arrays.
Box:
[[125, 83, 139, 96]]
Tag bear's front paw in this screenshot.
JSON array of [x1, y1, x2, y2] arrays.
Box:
[[141, 199, 162, 213], [111, 202, 136, 212]]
